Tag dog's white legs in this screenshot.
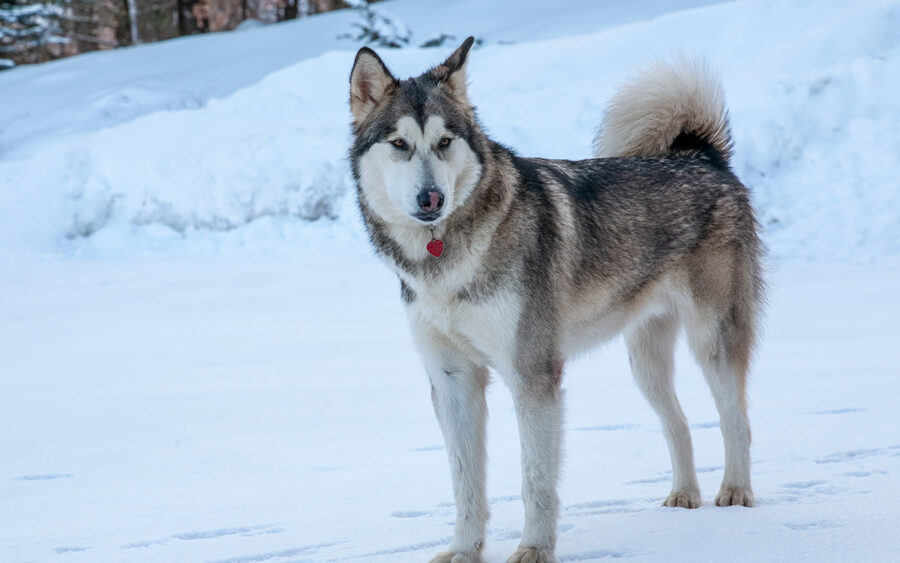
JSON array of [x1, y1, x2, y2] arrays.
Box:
[[506, 373, 563, 563], [685, 316, 754, 507], [625, 314, 701, 508], [413, 327, 490, 563]]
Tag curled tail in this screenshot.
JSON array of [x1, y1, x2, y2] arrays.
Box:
[[593, 57, 733, 169]]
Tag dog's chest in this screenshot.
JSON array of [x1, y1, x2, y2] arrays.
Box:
[[407, 282, 521, 370]]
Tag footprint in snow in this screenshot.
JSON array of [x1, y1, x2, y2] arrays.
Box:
[[121, 524, 282, 549], [13, 473, 73, 481], [393, 497, 516, 520], [559, 548, 646, 560], [627, 475, 669, 484], [390, 510, 434, 518], [172, 525, 280, 540], [566, 498, 636, 510], [784, 520, 839, 531], [696, 465, 723, 473], [409, 445, 444, 452], [690, 421, 719, 429], [844, 470, 886, 477], [54, 546, 90, 553], [490, 529, 522, 541], [352, 537, 452, 558], [565, 498, 645, 515], [782, 480, 827, 489], [572, 423, 639, 432], [211, 542, 342, 563], [809, 407, 867, 415], [815, 446, 900, 464]]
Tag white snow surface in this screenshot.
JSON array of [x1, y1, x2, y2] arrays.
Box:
[[2, 257, 899, 562], [2, 0, 900, 561]]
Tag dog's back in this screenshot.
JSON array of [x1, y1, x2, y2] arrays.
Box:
[[496, 57, 763, 360]]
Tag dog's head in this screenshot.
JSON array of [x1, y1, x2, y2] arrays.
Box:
[[349, 37, 483, 228]]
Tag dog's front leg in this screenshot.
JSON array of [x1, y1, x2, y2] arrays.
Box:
[[413, 326, 490, 563], [507, 358, 563, 563]]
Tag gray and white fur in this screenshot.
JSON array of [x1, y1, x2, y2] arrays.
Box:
[[348, 38, 763, 563]]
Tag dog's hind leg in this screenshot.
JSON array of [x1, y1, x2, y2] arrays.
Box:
[[413, 326, 490, 563], [685, 248, 757, 507], [685, 314, 754, 506], [625, 313, 701, 508]]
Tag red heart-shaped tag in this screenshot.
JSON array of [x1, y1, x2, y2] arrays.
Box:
[[426, 238, 444, 258]]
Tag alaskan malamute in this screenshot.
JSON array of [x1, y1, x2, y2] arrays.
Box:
[[348, 37, 762, 563]]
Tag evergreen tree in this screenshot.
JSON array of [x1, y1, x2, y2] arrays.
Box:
[[0, 1, 68, 66], [340, 0, 409, 49]]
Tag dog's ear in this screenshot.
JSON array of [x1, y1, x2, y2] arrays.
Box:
[[350, 47, 398, 128], [428, 36, 475, 107]]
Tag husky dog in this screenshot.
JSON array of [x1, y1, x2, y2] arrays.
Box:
[[348, 37, 763, 563]]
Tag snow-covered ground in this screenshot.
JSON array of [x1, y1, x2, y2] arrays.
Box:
[[1, 0, 899, 561], [2, 256, 899, 562]]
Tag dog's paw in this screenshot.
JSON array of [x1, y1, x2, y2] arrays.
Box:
[[430, 550, 483, 563], [715, 486, 754, 507], [662, 489, 702, 509], [507, 546, 557, 563]]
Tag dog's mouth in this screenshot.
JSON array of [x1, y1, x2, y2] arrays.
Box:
[[412, 210, 442, 223]]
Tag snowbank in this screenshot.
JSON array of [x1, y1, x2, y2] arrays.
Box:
[[0, 0, 898, 262]]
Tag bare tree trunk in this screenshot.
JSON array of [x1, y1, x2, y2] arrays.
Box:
[[126, 0, 140, 43], [282, 0, 297, 21], [177, 0, 193, 34]]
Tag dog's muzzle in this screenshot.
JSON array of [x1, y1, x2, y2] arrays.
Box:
[[414, 188, 444, 222]]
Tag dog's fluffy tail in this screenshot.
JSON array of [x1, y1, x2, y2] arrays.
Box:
[[593, 57, 733, 169]]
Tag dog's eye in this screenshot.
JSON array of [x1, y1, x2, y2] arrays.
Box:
[[390, 139, 407, 150], [438, 137, 452, 148]]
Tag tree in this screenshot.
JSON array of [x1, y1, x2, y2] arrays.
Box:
[[339, 0, 409, 48], [124, 0, 135, 42], [0, 1, 68, 65], [1, 0, 359, 68]]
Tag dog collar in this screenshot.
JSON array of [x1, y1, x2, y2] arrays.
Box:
[[427, 225, 444, 258]]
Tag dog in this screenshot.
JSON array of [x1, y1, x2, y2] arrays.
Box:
[[348, 37, 763, 563]]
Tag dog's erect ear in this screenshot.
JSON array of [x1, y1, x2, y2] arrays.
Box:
[[350, 47, 397, 128], [428, 36, 475, 107]]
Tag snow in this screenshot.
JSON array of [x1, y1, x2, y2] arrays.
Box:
[[1, 0, 899, 561], [1, 0, 898, 262], [2, 257, 899, 561]]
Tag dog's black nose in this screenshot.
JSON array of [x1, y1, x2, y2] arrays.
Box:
[[417, 189, 444, 213]]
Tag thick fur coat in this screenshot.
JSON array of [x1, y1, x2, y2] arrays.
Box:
[[348, 38, 763, 563]]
